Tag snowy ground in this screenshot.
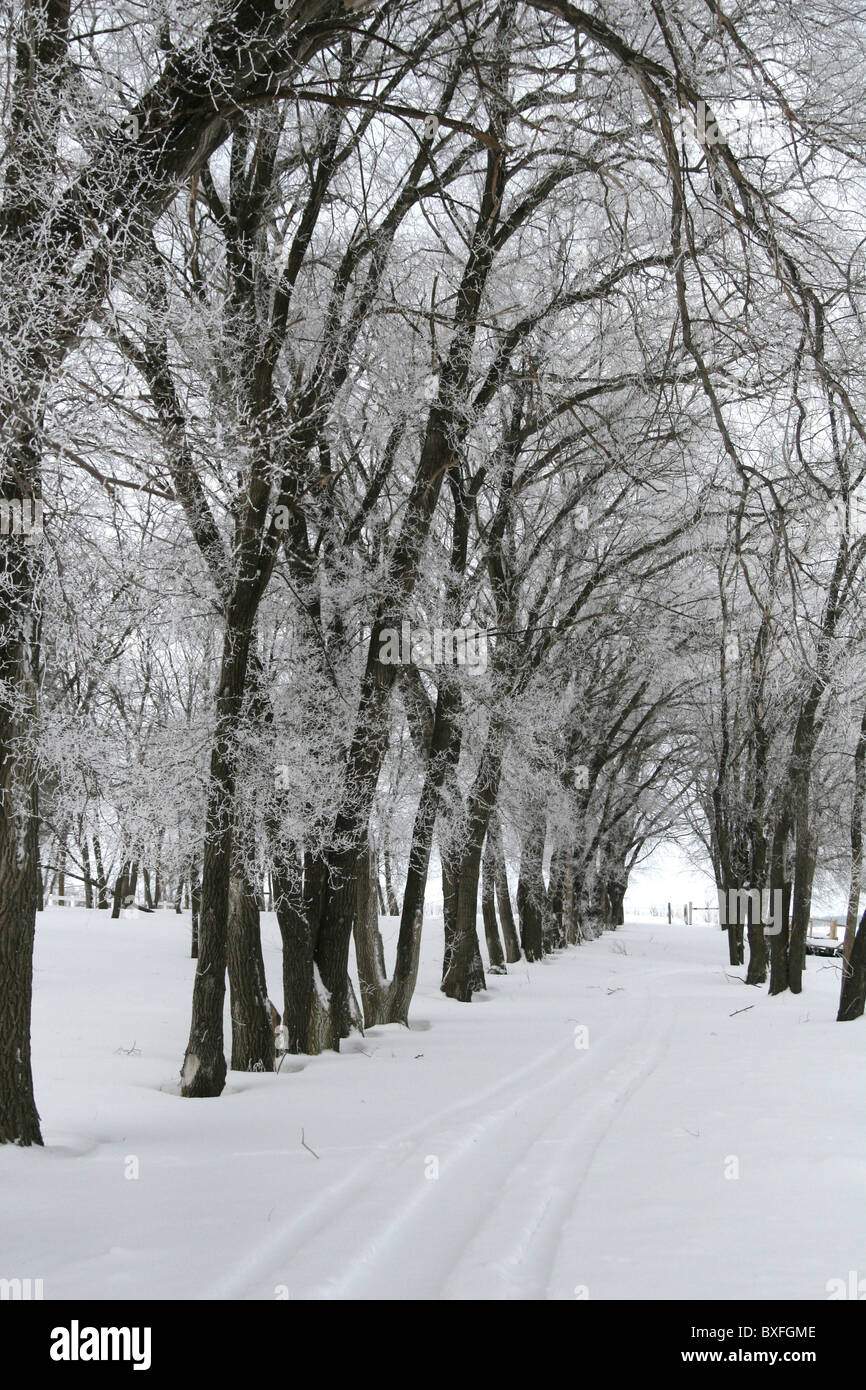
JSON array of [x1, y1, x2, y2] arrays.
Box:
[[3, 906, 865, 1300]]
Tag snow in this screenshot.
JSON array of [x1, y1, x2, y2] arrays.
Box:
[[3, 906, 866, 1300]]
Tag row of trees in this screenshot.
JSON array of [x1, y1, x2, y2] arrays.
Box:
[[3, 0, 866, 1144]]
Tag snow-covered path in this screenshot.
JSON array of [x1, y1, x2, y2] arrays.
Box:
[[3, 909, 865, 1300]]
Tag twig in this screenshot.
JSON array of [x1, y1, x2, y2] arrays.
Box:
[[729, 1005, 754, 1017], [300, 1128, 320, 1160]]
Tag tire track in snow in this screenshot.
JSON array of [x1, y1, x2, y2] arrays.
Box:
[[207, 1019, 598, 1299], [440, 993, 671, 1298], [307, 993, 660, 1299]]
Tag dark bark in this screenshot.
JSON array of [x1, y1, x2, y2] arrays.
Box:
[[726, 917, 745, 967], [383, 843, 400, 915], [481, 831, 506, 972], [606, 876, 626, 928], [441, 837, 459, 984], [787, 809, 816, 995], [517, 816, 546, 962], [547, 844, 568, 948], [353, 832, 388, 1027], [490, 815, 521, 962], [81, 837, 93, 910], [838, 908, 866, 1021], [841, 702, 866, 974], [111, 861, 130, 919], [441, 829, 487, 998], [190, 875, 201, 959], [92, 836, 109, 909], [745, 904, 767, 986], [745, 830, 768, 986], [272, 842, 315, 1055], [0, 618, 41, 1144], [313, 844, 363, 1047], [227, 857, 274, 1074], [180, 616, 254, 1097], [385, 682, 461, 1024], [441, 736, 505, 1000], [768, 815, 791, 996]]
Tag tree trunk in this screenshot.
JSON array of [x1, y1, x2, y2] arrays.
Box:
[[81, 837, 93, 909], [517, 816, 546, 962], [441, 836, 460, 988], [383, 843, 400, 915], [745, 830, 768, 987], [180, 616, 254, 1097], [745, 907, 767, 986], [441, 741, 504, 1000], [442, 837, 487, 1001], [481, 830, 506, 972], [490, 816, 521, 961], [227, 859, 274, 1073], [768, 815, 791, 996], [787, 799, 816, 995], [841, 703, 866, 972], [0, 522, 43, 1144], [0, 683, 41, 1143], [606, 876, 626, 928], [353, 831, 388, 1026], [386, 682, 463, 1023], [111, 861, 130, 919], [272, 842, 317, 1054], [92, 836, 109, 909], [563, 848, 578, 946], [440, 824, 485, 999], [547, 843, 568, 948], [726, 914, 745, 967], [838, 907, 866, 1021], [190, 874, 201, 959], [312, 843, 362, 1048]]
